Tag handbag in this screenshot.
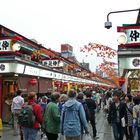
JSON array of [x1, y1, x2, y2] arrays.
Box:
[[81, 134, 92, 140]]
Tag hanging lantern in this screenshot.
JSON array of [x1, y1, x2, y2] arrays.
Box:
[[118, 77, 125, 87], [54, 81, 61, 87], [71, 83, 76, 86], [29, 78, 38, 86], [63, 82, 68, 86]]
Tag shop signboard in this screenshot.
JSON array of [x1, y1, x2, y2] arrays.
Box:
[[126, 29, 140, 44], [24, 65, 40, 76], [39, 69, 54, 78], [0, 39, 11, 51], [117, 25, 140, 46], [42, 60, 63, 67], [0, 63, 24, 73], [53, 72, 62, 80], [14, 63, 25, 74], [119, 57, 140, 70]]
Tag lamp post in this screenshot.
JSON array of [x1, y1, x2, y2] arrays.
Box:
[[104, 8, 140, 29]]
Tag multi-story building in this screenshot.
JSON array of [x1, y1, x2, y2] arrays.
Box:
[[117, 24, 140, 95]]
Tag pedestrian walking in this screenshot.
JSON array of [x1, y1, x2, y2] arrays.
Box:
[[124, 94, 134, 140], [108, 89, 127, 140], [61, 89, 89, 140], [39, 96, 48, 114], [21, 91, 43, 140], [76, 92, 89, 122], [133, 96, 140, 140], [42, 92, 60, 140], [58, 94, 68, 113], [85, 90, 97, 138], [11, 90, 24, 136]]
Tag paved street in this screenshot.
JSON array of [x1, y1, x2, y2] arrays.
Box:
[[0, 110, 124, 140], [95, 110, 114, 140]]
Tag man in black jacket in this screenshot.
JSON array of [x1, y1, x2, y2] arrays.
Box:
[[85, 90, 97, 138], [108, 90, 127, 140]]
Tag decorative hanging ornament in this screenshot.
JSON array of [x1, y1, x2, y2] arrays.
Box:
[[118, 77, 125, 87], [29, 78, 38, 86]]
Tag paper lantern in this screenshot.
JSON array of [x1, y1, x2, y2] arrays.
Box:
[[71, 83, 76, 86], [29, 78, 38, 86], [63, 82, 68, 86], [54, 81, 61, 87], [118, 77, 125, 87]]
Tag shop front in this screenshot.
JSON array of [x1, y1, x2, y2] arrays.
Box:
[[118, 57, 140, 95], [117, 24, 140, 95], [0, 62, 54, 123]]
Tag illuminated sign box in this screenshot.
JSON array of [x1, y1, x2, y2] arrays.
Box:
[[0, 63, 25, 73], [119, 57, 140, 69], [117, 25, 140, 47]]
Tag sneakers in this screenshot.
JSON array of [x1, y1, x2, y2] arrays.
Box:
[[93, 135, 99, 139]]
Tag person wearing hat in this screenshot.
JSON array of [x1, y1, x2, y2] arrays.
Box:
[[108, 90, 127, 140]]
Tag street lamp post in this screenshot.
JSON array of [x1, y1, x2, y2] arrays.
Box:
[[104, 8, 140, 29]]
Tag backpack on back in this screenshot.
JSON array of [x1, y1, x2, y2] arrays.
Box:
[[18, 104, 36, 127]]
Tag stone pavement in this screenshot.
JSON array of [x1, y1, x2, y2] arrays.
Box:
[[95, 110, 114, 140]]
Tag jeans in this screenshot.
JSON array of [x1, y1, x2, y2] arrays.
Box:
[[112, 122, 124, 140], [137, 127, 140, 140], [23, 127, 39, 140], [89, 114, 97, 137], [124, 126, 133, 140]]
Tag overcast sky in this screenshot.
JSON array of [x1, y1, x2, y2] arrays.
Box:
[[0, 0, 140, 71]]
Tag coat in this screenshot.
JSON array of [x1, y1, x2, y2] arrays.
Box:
[[108, 101, 127, 124], [61, 98, 89, 137], [43, 101, 60, 134], [28, 99, 43, 129]]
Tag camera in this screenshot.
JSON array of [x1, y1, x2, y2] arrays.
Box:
[[104, 21, 112, 29]]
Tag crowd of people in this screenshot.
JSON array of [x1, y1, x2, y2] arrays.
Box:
[[10, 88, 140, 140], [102, 88, 140, 140]]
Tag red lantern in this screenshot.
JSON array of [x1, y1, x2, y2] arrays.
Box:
[[71, 83, 76, 86], [54, 81, 61, 87], [63, 82, 68, 86], [29, 78, 38, 86], [118, 77, 125, 87]]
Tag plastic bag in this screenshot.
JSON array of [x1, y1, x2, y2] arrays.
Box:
[[58, 134, 65, 140], [81, 134, 92, 140], [121, 117, 125, 127]]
